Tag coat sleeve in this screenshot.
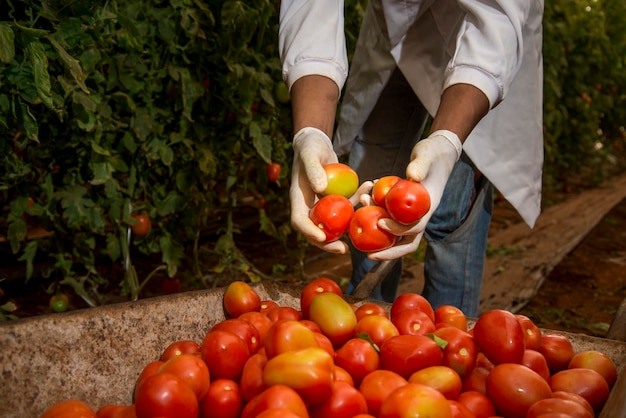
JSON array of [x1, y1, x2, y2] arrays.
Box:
[[278, 0, 349, 91], [444, 0, 534, 108]]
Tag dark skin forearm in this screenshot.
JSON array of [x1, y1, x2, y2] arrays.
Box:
[[290, 75, 340, 138], [430, 83, 490, 142]]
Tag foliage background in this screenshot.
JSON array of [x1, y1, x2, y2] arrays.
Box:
[[1, 0, 624, 309]]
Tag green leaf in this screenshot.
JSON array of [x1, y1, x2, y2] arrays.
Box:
[[7, 218, 28, 254], [90, 162, 113, 185], [250, 121, 272, 164], [105, 233, 121, 261], [160, 235, 183, 278], [26, 41, 55, 112], [0, 23, 15, 64], [156, 191, 184, 216], [91, 142, 112, 156], [47, 36, 89, 94], [19, 102, 39, 142]]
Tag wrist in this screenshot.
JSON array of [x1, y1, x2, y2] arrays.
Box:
[[429, 130, 463, 162], [293, 127, 333, 149]]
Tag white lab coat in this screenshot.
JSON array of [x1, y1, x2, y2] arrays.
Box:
[[279, 0, 544, 227]]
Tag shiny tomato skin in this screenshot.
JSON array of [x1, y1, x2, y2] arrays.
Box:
[[323, 163, 359, 197], [539, 333, 575, 373], [223, 281, 261, 318], [354, 314, 400, 348], [358, 370, 408, 417], [379, 383, 452, 418], [408, 365, 463, 400], [95, 404, 126, 418], [263, 319, 319, 359], [256, 409, 305, 418], [334, 338, 381, 386], [131, 213, 152, 236], [526, 398, 594, 418], [435, 305, 468, 331], [568, 349, 618, 388], [157, 353, 211, 400], [199, 378, 243, 418], [354, 303, 389, 321], [262, 347, 335, 405], [266, 306, 302, 322], [41, 400, 96, 418], [515, 314, 543, 351], [160, 340, 201, 361], [521, 349, 551, 381], [211, 318, 261, 355], [239, 311, 274, 348], [384, 179, 431, 225], [333, 364, 355, 386], [548, 368, 610, 413], [313, 331, 336, 357], [201, 330, 250, 380], [461, 366, 490, 394], [486, 363, 553, 418], [456, 390, 496, 418], [379, 334, 443, 379], [348, 206, 397, 252], [309, 380, 369, 418], [309, 292, 357, 347], [390, 292, 435, 322], [267, 163, 281, 183], [448, 400, 476, 418], [371, 175, 401, 207], [309, 194, 354, 242], [391, 308, 435, 336], [300, 277, 343, 320], [135, 372, 199, 418], [551, 391, 594, 415], [259, 300, 280, 314], [433, 326, 478, 379], [49, 293, 70, 313], [241, 385, 309, 418], [472, 309, 525, 365], [240, 351, 269, 402], [134, 361, 165, 400]]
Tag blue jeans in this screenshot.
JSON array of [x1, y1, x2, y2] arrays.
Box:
[[342, 69, 493, 317]]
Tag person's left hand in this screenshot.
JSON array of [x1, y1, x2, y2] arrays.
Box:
[[366, 130, 462, 260]]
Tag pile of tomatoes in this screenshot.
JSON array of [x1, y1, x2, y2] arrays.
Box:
[[41, 278, 618, 418], [309, 163, 431, 252]]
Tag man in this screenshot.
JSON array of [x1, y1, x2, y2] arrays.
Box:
[[279, 0, 544, 316]]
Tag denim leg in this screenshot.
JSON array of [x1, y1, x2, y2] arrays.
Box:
[[423, 158, 494, 317], [344, 68, 428, 303]]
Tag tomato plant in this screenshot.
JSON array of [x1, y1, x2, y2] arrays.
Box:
[[309, 194, 354, 242], [322, 163, 359, 198], [348, 206, 397, 252], [130, 214, 152, 237], [384, 179, 431, 225], [267, 163, 282, 183]]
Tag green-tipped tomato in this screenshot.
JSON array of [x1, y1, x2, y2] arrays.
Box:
[[323, 163, 359, 198]]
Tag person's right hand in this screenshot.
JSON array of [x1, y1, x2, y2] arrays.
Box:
[[290, 127, 371, 254]]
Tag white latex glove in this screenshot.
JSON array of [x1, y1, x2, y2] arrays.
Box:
[[368, 130, 463, 260], [290, 127, 372, 253]]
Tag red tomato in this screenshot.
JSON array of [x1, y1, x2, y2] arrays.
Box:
[[223, 281, 261, 318], [96, 404, 126, 418], [551, 391, 594, 415], [526, 398, 594, 418], [515, 314, 543, 351], [240, 351, 269, 402], [333, 364, 355, 386], [267, 163, 281, 182], [309, 194, 354, 242], [456, 391, 496, 418], [472, 309, 525, 365], [354, 303, 389, 321], [300, 277, 343, 320], [323, 163, 359, 197], [461, 366, 490, 394], [384, 179, 431, 225], [161, 277, 181, 295], [379, 334, 443, 379], [313, 331, 336, 357], [408, 365, 462, 400], [201, 330, 250, 380], [134, 361, 165, 400], [520, 349, 550, 381], [448, 400, 477, 418], [485, 363, 552, 418], [390, 292, 435, 322], [299, 319, 322, 333], [309, 380, 368, 418], [262, 347, 335, 405], [348, 206, 397, 252], [379, 383, 452, 418], [568, 350, 618, 388], [266, 306, 302, 322], [309, 292, 357, 346], [211, 318, 261, 355], [548, 368, 610, 413], [358, 370, 408, 417], [256, 409, 304, 418], [41, 400, 96, 418], [391, 308, 435, 336], [157, 353, 211, 400], [334, 338, 381, 386], [160, 340, 201, 361], [131, 213, 152, 236], [539, 333, 575, 373], [433, 326, 478, 379], [135, 373, 199, 418], [259, 300, 280, 314], [263, 319, 319, 359], [239, 311, 274, 348], [435, 305, 468, 331], [199, 378, 243, 418], [371, 176, 401, 207], [354, 314, 400, 348], [241, 385, 309, 418]]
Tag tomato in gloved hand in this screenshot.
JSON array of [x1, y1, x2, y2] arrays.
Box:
[[348, 206, 397, 252], [309, 194, 354, 242], [384, 179, 431, 225], [323, 163, 359, 197]]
